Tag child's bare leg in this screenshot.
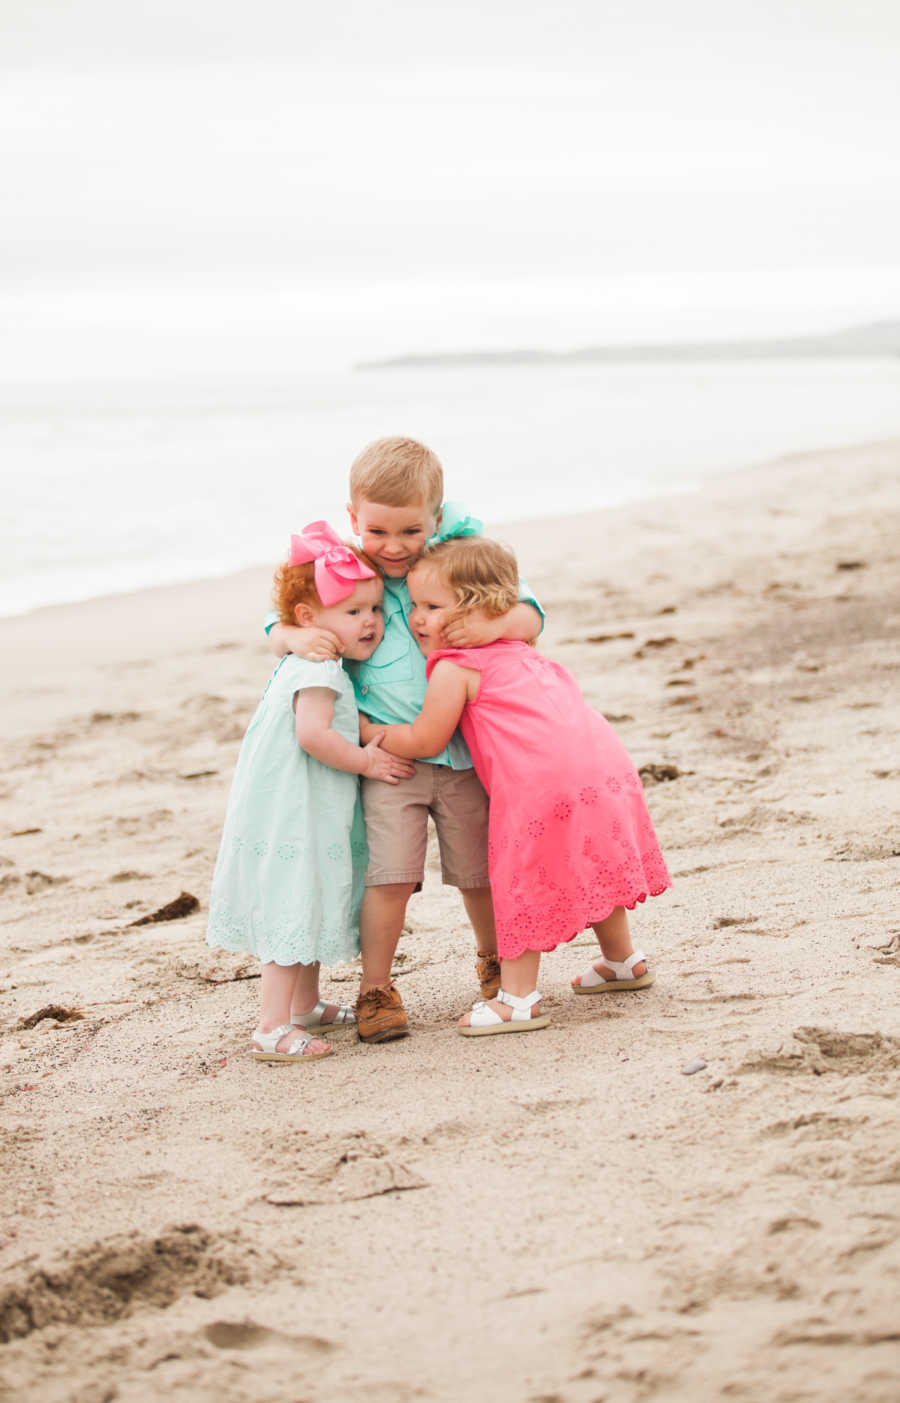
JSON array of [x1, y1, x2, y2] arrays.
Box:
[[462, 886, 500, 996], [459, 949, 542, 1026], [290, 961, 320, 1016], [289, 961, 348, 1026], [461, 886, 498, 955], [258, 962, 329, 1054], [571, 906, 648, 987], [359, 883, 417, 993]]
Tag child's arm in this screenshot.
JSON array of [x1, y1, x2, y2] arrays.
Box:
[[442, 600, 541, 648], [295, 688, 414, 783], [374, 662, 473, 759], [269, 622, 343, 661]]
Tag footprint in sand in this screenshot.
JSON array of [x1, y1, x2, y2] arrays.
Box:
[[114, 809, 173, 836], [0, 1225, 259, 1343], [90, 710, 142, 725], [203, 1320, 336, 1354], [829, 839, 900, 862], [181, 693, 227, 708], [766, 1216, 822, 1234], [872, 933, 900, 965], [420, 1118, 473, 1146], [24, 871, 70, 895], [761, 1112, 869, 1142], [634, 635, 678, 657], [263, 1132, 427, 1206], [740, 1027, 900, 1078]]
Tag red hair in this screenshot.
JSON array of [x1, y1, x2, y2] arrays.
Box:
[[272, 544, 376, 625]]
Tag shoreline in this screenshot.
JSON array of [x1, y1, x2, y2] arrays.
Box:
[[2, 436, 899, 1401], [3, 429, 897, 627], [5, 428, 900, 627], [354, 318, 900, 368]]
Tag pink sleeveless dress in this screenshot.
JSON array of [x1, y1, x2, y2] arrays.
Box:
[[428, 641, 670, 959]]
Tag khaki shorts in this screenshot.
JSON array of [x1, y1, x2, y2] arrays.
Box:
[[361, 762, 490, 889]]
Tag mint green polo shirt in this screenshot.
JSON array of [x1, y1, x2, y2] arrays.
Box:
[[264, 574, 543, 770]]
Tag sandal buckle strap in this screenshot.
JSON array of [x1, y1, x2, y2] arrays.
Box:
[[604, 951, 648, 978], [496, 988, 542, 1021], [252, 1023, 295, 1052]]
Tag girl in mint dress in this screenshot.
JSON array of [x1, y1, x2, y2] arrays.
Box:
[[206, 523, 413, 1063], [207, 655, 367, 964]]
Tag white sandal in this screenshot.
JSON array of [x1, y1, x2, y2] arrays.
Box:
[[572, 949, 655, 994], [252, 1024, 333, 1062], [458, 988, 550, 1037], [291, 998, 356, 1031]]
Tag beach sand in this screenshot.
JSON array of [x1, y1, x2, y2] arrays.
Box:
[[1, 439, 899, 1402]]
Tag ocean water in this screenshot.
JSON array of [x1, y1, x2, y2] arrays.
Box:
[[3, 356, 900, 618]]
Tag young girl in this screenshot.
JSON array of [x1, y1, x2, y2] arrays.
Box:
[[368, 537, 670, 1034], [206, 521, 414, 1062]]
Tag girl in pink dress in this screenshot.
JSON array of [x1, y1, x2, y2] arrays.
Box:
[[372, 537, 670, 1035]]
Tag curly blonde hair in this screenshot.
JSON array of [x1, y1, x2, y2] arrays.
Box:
[[416, 537, 519, 618], [272, 543, 376, 625]]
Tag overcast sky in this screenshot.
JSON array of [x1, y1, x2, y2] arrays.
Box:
[[2, 0, 899, 373]]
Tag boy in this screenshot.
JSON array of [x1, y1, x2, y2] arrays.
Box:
[[266, 437, 543, 1042]]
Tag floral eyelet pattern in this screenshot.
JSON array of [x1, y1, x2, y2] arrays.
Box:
[[486, 764, 671, 961]]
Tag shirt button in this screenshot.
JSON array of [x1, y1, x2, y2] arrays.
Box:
[[361, 685, 368, 694]]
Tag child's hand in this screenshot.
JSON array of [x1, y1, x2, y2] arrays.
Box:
[[441, 610, 503, 648], [358, 714, 381, 746], [291, 626, 344, 661], [361, 734, 415, 784]]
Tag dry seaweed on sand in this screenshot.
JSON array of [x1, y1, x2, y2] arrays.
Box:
[[128, 891, 199, 925], [18, 1005, 85, 1029], [639, 762, 683, 784]]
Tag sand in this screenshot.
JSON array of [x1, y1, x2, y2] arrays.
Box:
[[1, 438, 899, 1402]]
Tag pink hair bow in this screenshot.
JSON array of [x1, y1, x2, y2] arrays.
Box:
[[288, 521, 375, 606]]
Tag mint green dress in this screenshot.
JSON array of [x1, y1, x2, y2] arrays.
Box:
[[206, 656, 366, 966]]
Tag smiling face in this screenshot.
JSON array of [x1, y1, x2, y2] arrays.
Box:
[[301, 576, 385, 660], [407, 563, 461, 656], [347, 498, 439, 579]]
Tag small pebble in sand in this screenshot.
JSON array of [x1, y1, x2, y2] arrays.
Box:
[[682, 1058, 707, 1076]]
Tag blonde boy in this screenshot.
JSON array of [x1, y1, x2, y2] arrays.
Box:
[[267, 437, 543, 1041]]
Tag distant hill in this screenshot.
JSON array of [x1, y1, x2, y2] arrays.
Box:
[[355, 321, 900, 371]]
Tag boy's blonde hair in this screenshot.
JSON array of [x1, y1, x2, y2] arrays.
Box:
[[417, 537, 519, 618], [349, 436, 443, 511]]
